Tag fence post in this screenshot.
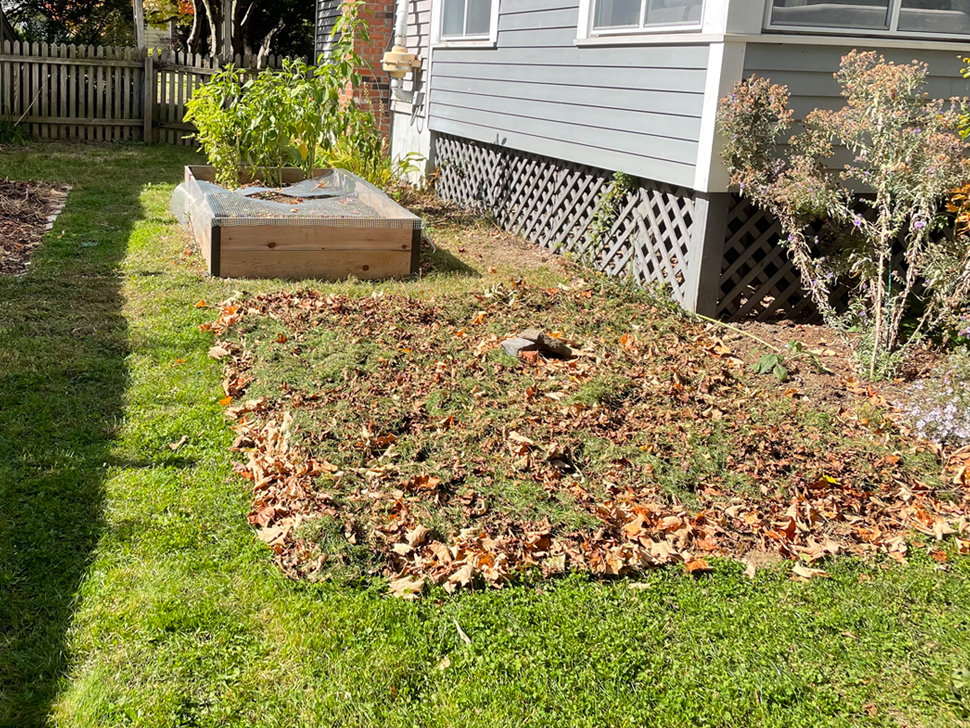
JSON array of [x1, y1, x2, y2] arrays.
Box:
[[143, 50, 153, 144]]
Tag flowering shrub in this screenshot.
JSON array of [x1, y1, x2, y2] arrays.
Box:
[[899, 349, 970, 445], [718, 51, 970, 379]]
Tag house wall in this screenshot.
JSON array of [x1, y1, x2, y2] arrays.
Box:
[[427, 5, 711, 190], [390, 0, 435, 182], [315, 0, 343, 58], [743, 41, 967, 121]]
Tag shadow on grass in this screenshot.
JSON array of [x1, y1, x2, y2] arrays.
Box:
[[0, 145, 182, 726], [423, 245, 482, 279]]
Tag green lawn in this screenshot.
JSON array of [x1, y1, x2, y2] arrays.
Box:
[[0, 143, 968, 728]]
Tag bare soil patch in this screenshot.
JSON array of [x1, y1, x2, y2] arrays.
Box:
[[403, 191, 563, 274], [0, 179, 69, 276]]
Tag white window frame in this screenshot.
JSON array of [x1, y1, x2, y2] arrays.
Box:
[[764, 0, 970, 40], [431, 0, 500, 48], [577, 0, 707, 40]]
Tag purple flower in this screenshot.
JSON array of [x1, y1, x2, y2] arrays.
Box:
[[914, 220, 926, 230]]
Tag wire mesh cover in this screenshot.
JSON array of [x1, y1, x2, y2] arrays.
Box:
[[171, 168, 420, 230]]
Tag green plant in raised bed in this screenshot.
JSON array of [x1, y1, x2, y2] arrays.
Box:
[[184, 0, 371, 187], [318, 107, 424, 188]]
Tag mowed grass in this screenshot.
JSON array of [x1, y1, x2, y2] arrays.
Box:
[[0, 143, 966, 728]]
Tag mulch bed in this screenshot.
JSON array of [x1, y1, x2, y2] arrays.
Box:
[[0, 179, 69, 276], [202, 283, 969, 598]]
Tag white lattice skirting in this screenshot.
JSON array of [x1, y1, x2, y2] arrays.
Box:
[[434, 134, 814, 321], [434, 134, 698, 309]]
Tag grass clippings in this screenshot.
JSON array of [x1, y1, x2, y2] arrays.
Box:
[[206, 280, 969, 595]]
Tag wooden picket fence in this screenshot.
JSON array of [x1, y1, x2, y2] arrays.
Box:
[[0, 41, 292, 144]]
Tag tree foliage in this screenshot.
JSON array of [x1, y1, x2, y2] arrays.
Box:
[[3, 0, 135, 45], [147, 0, 314, 60]]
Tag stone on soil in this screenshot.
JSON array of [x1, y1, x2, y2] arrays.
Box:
[[517, 328, 572, 358], [501, 337, 540, 358]]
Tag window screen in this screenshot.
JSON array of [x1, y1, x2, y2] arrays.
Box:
[[594, 0, 641, 27], [465, 0, 493, 34], [897, 0, 970, 34], [442, 0, 465, 36], [593, 0, 703, 28], [442, 0, 492, 37], [643, 0, 704, 25], [769, 0, 891, 30]]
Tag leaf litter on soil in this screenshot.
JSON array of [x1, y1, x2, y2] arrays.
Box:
[[0, 179, 69, 276], [202, 279, 969, 596]]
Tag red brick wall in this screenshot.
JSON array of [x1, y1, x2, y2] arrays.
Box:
[[353, 0, 394, 140]]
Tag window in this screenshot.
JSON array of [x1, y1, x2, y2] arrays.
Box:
[[591, 0, 704, 31], [767, 0, 970, 36], [441, 0, 494, 38]]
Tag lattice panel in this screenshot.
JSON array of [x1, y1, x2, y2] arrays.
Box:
[[717, 195, 806, 321], [718, 195, 922, 321], [435, 134, 696, 304]]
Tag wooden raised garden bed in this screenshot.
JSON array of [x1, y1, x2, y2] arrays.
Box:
[[178, 165, 421, 280]]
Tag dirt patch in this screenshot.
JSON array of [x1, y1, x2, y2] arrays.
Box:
[[710, 318, 945, 413], [401, 189, 563, 274], [0, 179, 69, 276]]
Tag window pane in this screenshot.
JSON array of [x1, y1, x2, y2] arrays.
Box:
[[770, 0, 891, 30], [898, 0, 970, 34], [465, 0, 492, 35], [593, 0, 642, 28], [442, 0, 465, 36], [643, 0, 704, 25]]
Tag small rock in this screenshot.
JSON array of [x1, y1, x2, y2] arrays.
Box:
[[518, 328, 572, 359], [502, 337, 540, 358]]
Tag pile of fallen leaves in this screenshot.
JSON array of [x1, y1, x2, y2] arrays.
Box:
[[0, 179, 67, 276], [203, 280, 969, 597]]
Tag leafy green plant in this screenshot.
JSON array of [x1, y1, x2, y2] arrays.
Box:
[[184, 1, 371, 187], [718, 51, 970, 379], [0, 116, 29, 146], [752, 341, 832, 382], [317, 108, 424, 189], [753, 352, 789, 382], [583, 171, 635, 266]]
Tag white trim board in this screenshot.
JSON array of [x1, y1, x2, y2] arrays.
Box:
[[575, 30, 970, 52], [693, 40, 745, 194]]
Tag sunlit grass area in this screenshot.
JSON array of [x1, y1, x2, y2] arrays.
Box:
[[0, 143, 968, 728]]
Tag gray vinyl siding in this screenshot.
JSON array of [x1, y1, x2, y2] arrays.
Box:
[[743, 43, 967, 120], [393, 0, 432, 118], [428, 2, 709, 189], [315, 0, 342, 58]]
